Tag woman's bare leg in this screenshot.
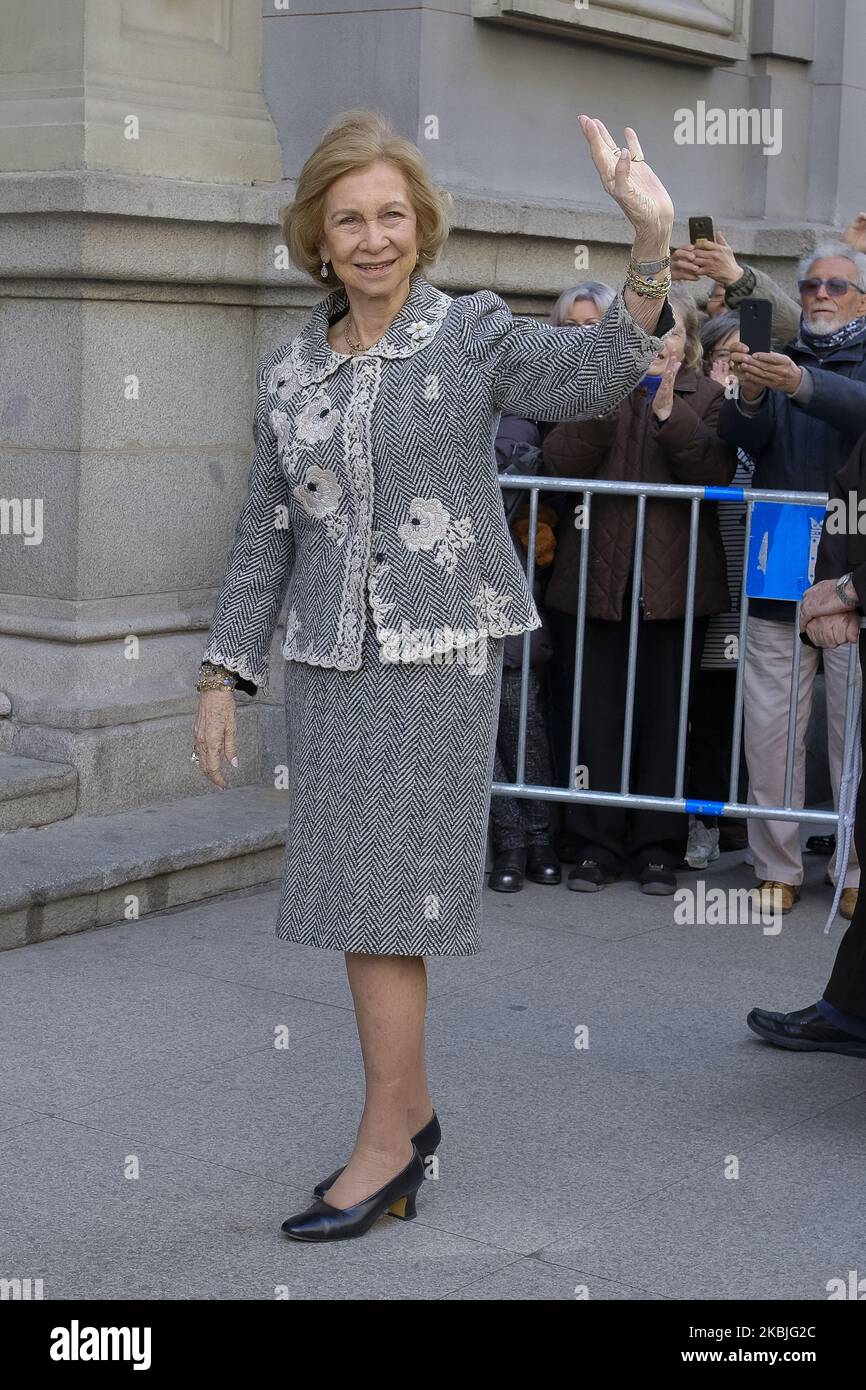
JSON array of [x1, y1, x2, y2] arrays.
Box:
[[406, 957, 434, 1139], [324, 951, 429, 1209]]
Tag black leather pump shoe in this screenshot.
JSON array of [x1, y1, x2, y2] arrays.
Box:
[[313, 1109, 441, 1200], [282, 1146, 424, 1242]]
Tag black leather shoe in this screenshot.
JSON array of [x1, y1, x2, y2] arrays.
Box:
[[806, 833, 836, 857], [488, 848, 525, 892], [747, 1003, 866, 1056], [313, 1110, 441, 1200], [283, 1146, 424, 1241], [525, 843, 561, 884], [568, 858, 616, 892], [639, 862, 677, 895]]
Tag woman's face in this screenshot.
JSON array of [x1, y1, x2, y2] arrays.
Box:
[[706, 329, 739, 385], [317, 160, 419, 298], [645, 305, 687, 375], [568, 298, 604, 326]]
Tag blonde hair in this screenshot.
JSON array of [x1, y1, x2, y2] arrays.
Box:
[[280, 109, 454, 290], [667, 283, 703, 370]]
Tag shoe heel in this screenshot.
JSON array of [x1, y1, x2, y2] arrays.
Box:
[[388, 1191, 417, 1221]]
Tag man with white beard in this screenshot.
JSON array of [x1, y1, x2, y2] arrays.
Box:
[[721, 241, 866, 923]]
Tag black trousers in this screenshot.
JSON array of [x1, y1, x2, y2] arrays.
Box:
[[824, 635, 866, 1015], [491, 666, 553, 851], [687, 667, 749, 810], [547, 605, 708, 873]]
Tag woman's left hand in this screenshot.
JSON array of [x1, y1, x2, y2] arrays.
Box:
[[652, 353, 680, 421], [579, 116, 674, 247]]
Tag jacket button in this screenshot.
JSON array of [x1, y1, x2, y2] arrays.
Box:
[[375, 551, 384, 561]]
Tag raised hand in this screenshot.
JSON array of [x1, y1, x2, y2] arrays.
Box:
[[578, 115, 674, 251], [651, 352, 680, 421], [842, 213, 866, 254]]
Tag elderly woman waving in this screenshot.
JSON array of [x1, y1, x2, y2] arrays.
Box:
[[193, 108, 675, 1242]]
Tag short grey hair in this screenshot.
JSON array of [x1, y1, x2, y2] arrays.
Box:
[[798, 239, 866, 291], [699, 310, 740, 363], [550, 280, 616, 327]]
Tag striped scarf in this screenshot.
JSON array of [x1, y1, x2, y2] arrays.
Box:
[[798, 314, 866, 353]]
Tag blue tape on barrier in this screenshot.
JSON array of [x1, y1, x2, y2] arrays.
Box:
[[703, 486, 745, 501], [685, 799, 726, 816]]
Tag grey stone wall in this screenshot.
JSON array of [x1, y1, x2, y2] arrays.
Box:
[[0, 0, 861, 824]]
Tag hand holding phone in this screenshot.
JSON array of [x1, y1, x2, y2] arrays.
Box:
[[729, 297, 802, 400]]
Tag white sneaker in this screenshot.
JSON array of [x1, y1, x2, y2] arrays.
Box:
[[686, 818, 721, 870]]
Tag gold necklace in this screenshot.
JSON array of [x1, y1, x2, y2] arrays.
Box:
[[343, 312, 365, 353], [341, 283, 413, 354]]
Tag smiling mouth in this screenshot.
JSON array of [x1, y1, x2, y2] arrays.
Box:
[[356, 259, 396, 270]]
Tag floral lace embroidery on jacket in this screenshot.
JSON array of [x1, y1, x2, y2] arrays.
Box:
[[397, 498, 476, 575], [292, 465, 347, 543], [294, 392, 341, 446], [267, 357, 303, 402], [367, 539, 539, 663]]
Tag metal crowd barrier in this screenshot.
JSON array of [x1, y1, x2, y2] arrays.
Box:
[[492, 476, 862, 927]]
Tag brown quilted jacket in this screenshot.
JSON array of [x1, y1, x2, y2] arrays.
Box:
[[542, 369, 735, 621]]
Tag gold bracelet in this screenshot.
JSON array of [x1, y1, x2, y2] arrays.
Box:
[[195, 660, 239, 692], [626, 257, 671, 294], [624, 267, 671, 299]]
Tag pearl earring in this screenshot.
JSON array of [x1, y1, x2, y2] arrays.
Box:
[[320, 261, 329, 278]]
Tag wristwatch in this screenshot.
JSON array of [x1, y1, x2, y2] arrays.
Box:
[[836, 572, 860, 608]]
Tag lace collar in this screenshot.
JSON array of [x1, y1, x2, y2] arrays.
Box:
[[286, 270, 452, 388]]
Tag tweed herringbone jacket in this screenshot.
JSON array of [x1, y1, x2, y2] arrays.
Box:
[[202, 270, 673, 691]]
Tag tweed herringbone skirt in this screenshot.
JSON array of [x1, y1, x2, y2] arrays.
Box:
[[275, 614, 505, 956]]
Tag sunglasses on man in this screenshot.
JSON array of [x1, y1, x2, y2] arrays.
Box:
[[798, 277, 866, 297]]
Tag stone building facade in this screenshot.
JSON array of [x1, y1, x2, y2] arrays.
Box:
[[0, 0, 860, 940]]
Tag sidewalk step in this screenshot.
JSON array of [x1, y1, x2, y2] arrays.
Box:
[[0, 785, 290, 950], [0, 752, 78, 832]]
